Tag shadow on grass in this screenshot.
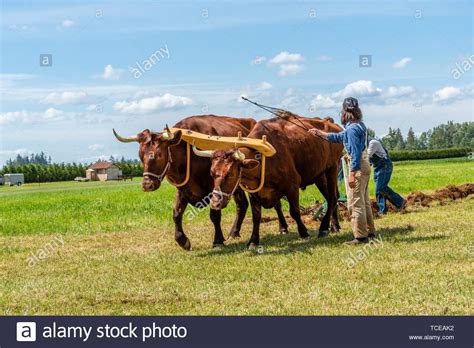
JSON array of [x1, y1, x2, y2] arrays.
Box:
[[196, 224, 424, 257]]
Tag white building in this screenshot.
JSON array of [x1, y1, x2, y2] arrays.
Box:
[[86, 161, 122, 181]]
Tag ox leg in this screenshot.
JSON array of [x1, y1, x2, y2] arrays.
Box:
[[209, 209, 225, 248], [315, 175, 331, 236], [317, 168, 339, 237], [274, 200, 289, 234], [228, 188, 248, 239], [286, 189, 310, 239], [247, 194, 262, 249], [331, 185, 341, 232], [173, 190, 191, 250]]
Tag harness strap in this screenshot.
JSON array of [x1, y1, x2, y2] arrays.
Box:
[[143, 143, 191, 187], [214, 170, 242, 198], [143, 146, 172, 182], [166, 142, 191, 187], [239, 155, 267, 193]]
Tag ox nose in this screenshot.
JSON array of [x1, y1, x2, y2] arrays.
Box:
[[142, 177, 159, 192], [210, 192, 229, 210]]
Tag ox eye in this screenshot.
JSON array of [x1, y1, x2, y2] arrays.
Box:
[[148, 151, 155, 160]]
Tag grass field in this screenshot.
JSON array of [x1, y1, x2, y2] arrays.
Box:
[[0, 157, 473, 315]]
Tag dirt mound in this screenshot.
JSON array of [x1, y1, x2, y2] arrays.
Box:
[[287, 183, 472, 223], [407, 183, 474, 208], [260, 184, 473, 224]]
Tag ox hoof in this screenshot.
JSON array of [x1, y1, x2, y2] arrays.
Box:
[[279, 227, 289, 235], [182, 238, 192, 251], [212, 243, 225, 248], [318, 230, 330, 238], [247, 242, 259, 250]]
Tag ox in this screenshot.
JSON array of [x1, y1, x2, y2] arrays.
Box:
[[193, 114, 343, 248], [113, 115, 289, 250]]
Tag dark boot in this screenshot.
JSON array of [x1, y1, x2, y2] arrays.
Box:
[[344, 237, 368, 245]]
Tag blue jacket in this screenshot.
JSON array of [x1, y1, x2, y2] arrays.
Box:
[[327, 122, 367, 171]]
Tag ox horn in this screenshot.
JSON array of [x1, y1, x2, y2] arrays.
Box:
[[233, 148, 246, 161], [161, 124, 173, 140], [192, 145, 214, 158], [113, 129, 138, 143]]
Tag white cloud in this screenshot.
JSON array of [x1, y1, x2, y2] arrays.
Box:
[[0, 73, 37, 87], [278, 64, 304, 76], [43, 108, 62, 119], [383, 86, 416, 99], [0, 110, 30, 125], [0, 108, 72, 125], [8, 24, 34, 32], [61, 19, 75, 28], [113, 93, 194, 113], [250, 56, 267, 65], [433, 86, 462, 102], [392, 57, 412, 69], [269, 51, 304, 64], [310, 95, 337, 109], [0, 148, 29, 156], [0, 74, 36, 81], [257, 82, 273, 90], [44, 91, 92, 105], [333, 80, 382, 99], [88, 144, 105, 151], [316, 55, 332, 62], [100, 64, 124, 81]]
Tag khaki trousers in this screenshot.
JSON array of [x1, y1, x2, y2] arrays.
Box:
[[347, 151, 376, 238]]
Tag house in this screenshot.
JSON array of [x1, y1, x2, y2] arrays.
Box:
[[86, 161, 122, 181]]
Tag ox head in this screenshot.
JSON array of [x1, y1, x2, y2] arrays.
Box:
[[193, 146, 259, 209], [113, 126, 182, 192]]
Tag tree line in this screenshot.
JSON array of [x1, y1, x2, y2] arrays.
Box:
[[1, 156, 143, 183], [377, 121, 473, 151]]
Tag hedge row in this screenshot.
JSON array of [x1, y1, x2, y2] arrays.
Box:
[[0, 162, 143, 183], [389, 147, 472, 161]]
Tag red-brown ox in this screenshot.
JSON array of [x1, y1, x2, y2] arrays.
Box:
[[113, 115, 289, 250], [193, 114, 343, 248]]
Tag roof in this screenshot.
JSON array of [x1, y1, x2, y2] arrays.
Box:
[[89, 161, 117, 170]]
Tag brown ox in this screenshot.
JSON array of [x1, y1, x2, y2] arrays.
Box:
[[193, 114, 343, 248], [114, 115, 289, 250]]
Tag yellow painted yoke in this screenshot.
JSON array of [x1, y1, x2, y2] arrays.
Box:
[[166, 128, 276, 193], [170, 128, 277, 157]]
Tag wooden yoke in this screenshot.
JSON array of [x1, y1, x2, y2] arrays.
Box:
[[166, 128, 277, 193], [169, 128, 276, 157]]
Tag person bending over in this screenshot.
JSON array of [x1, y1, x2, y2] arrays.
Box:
[[368, 137, 406, 215], [309, 97, 376, 245]]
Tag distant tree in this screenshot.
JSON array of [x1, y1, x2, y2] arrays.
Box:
[[406, 127, 416, 150], [417, 132, 429, 150]]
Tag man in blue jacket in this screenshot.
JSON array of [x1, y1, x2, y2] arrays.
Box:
[[368, 137, 406, 215], [309, 97, 376, 244]]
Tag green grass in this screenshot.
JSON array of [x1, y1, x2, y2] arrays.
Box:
[[0, 157, 473, 315]]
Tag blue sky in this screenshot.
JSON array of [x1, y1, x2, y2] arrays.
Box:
[[1, 0, 472, 164]]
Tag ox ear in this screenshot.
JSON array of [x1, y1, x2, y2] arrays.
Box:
[[168, 130, 182, 146], [138, 129, 152, 143], [242, 159, 259, 170]]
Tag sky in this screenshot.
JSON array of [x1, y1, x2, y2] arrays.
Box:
[[0, 0, 473, 165]]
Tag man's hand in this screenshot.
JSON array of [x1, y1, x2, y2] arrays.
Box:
[[349, 171, 356, 189]]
